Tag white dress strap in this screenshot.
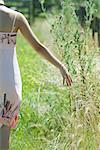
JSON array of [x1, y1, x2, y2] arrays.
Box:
[[11, 14, 17, 33]]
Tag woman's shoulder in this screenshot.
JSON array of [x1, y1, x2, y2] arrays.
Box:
[[15, 11, 27, 24], [12, 10, 25, 21], [7, 7, 24, 19]]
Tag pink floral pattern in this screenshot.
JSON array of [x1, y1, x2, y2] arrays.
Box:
[[0, 33, 16, 45]]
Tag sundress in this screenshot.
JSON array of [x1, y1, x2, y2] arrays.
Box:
[[0, 13, 22, 128]]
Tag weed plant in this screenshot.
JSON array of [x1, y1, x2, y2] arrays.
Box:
[[45, 0, 100, 149], [10, 0, 100, 149]]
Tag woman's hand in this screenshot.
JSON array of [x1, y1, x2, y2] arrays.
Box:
[[59, 65, 73, 86], [7, 114, 18, 128], [0, 115, 18, 128]]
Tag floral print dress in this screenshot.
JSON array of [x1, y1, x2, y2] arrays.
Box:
[[0, 14, 22, 128]]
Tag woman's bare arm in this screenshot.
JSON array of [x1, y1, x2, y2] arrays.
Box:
[[17, 13, 63, 69], [17, 13, 72, 86]]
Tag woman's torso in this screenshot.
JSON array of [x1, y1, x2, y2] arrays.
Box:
[[0, 5, 22, 104]]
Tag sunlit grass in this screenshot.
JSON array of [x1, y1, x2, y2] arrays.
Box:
[[9, 9, 100, 149], [10, 18, 68, 150]]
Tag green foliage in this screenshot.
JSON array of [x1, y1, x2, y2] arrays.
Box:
[[10, 23, 72, 149], [49, 0, 100, 149], [10, 1, 99, 149]]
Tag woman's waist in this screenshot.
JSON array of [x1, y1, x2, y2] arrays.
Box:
[[0, 74, 22, 89], [0, 62, 21, 76]]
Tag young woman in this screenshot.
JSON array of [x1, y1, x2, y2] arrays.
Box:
[[0, 0, 72, 149]]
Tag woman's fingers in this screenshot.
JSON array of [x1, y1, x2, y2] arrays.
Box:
[[7, 114, 18, 128], [65, 74, 72, 86], [60, 65, 73, 86], [66, 76, 70, 86], [63, 76, 65, 85], [63, 74, 72, 86]]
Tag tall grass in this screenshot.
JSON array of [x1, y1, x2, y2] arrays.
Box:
[[46, 0, 100, 149], [10, 1, 100, 149], [10, 21, 71, 149]]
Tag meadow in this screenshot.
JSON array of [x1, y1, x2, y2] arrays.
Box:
[[10, 2, 100, 149], [10, 17, 68, 150]]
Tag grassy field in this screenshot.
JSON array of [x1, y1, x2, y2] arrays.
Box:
[[9, 13, 100, 149], [10, 17, 69, 150]]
